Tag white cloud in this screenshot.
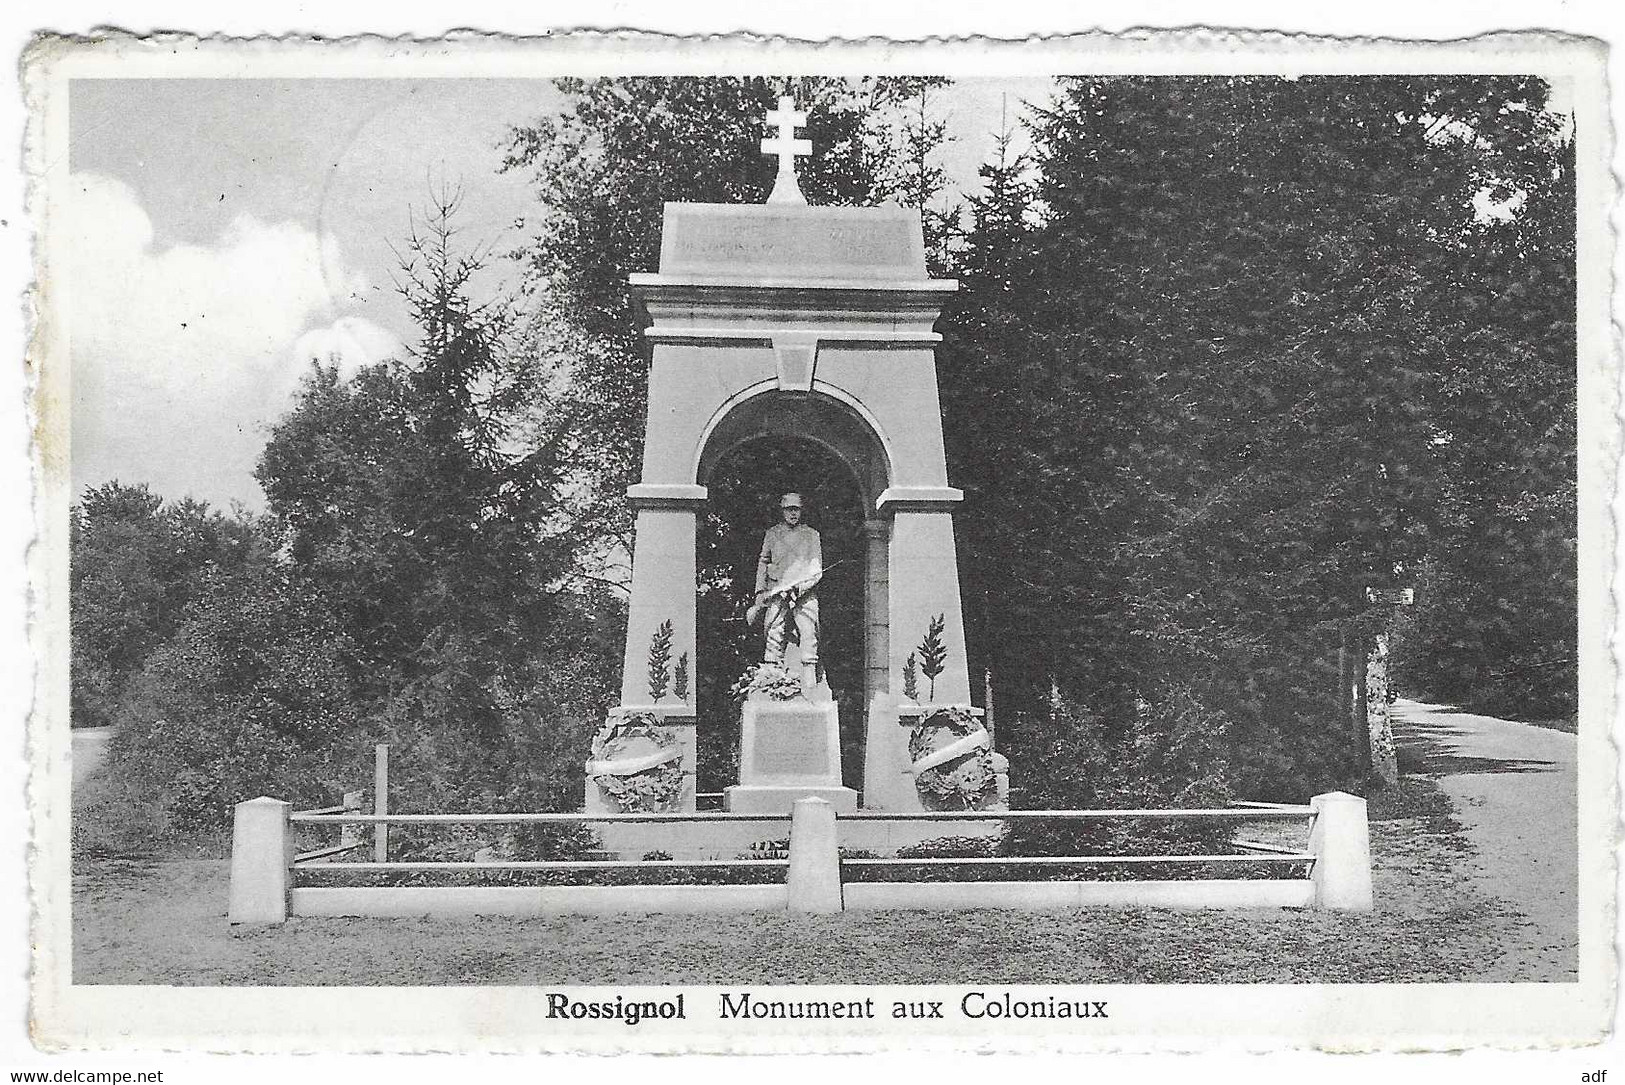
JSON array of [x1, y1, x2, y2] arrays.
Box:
[[67, 173, 404, 509], [293, 317, 405, 383]]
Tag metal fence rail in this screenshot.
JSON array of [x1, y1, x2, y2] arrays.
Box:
[[838, 807, 1312, 821], [290, 811, 795, 825], [842, 854, 1315, 867], [300, 859, 790, 872]]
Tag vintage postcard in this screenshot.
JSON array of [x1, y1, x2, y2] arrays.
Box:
[[22, 29, 1616, 1055]]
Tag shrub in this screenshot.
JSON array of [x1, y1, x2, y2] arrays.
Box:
[[102, 550, 618, 845], [896, 834, 1000, 860], [1006, 680, 1235, 861], [72, 775, 167, 862], [382, 822, 603, 865], [111, 567, 360, 832]]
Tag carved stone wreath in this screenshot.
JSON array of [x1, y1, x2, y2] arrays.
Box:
[[586, 710, 684, 813], [907, 706, 998, 812]]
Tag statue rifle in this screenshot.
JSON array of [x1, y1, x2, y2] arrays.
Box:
[[744, 559, 845, 626]]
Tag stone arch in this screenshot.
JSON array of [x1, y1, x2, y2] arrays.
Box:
[[694, 381, 894, 506], [695, 382, 893, 727]]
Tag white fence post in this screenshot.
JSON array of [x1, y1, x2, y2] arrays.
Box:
[[228, 797, 293, 924], [787, 797, 843, 913], [1309, 791, 1373, 911]]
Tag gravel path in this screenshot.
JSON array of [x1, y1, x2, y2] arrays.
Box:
[[1390, 698, 1577, 980]]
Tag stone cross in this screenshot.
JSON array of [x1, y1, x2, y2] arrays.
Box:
[[761, 95, 811, 206]]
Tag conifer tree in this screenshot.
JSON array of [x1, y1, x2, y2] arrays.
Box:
[[258, 189, 580, 736], [942, 76, 1574, 795]]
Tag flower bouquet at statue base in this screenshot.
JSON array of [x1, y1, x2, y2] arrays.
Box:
[[729, 661, 806, 704]]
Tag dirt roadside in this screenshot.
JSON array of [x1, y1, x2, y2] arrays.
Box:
[[1391, 698, 1578, 981]]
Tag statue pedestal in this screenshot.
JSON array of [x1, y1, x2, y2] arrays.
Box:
[[724, 700, 857, 814]]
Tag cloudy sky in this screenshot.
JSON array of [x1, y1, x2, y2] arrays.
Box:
[[66, 77, 1054, 512]]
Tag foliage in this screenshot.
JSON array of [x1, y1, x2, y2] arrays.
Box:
[[941, 75, 1575, 792], [380, 821, 603, 868], [902, 652, 920, 702], [70, 483, 255, 729], [256, 190, 582, 742], [895, 834, 1001, 860], [72, 775, 168, 860], [1395, 537, 1575, 720], [646, 619, 674, 702], [1003, 682, 1235, 858], [1385, 120, 1576, 720], [111, 562, 362, 830], [869, 82, 962, 273], [368, 584, 619, 826]]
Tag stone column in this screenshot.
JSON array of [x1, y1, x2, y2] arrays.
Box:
[[618, 484, 705, 711], [606, 483, 704, 813], [861, 488, 972, 812], [862, 519, 890, 707], [880, 487, 972, 707]]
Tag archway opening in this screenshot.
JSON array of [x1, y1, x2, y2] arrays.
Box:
[[695, 436, 867, 794]]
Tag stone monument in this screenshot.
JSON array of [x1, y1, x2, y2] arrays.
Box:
[[585, 95, 1000, 820]]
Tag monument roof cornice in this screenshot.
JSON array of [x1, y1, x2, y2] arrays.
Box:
[[630, 274, 957, 311], [629, 275, 957, 342]]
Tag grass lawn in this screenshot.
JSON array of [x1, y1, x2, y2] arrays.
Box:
[[70, 779, 1548, 986]]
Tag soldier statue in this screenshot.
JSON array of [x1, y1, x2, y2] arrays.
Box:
[[748, 492, 823, 690]]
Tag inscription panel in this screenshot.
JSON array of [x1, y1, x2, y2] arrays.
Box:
[[750, 709, 833, 777], [661, 204, 925, 280], [739, 701, 844, 787]]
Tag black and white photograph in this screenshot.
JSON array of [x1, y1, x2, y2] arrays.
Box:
[[18, 28, 1616, 1058]]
